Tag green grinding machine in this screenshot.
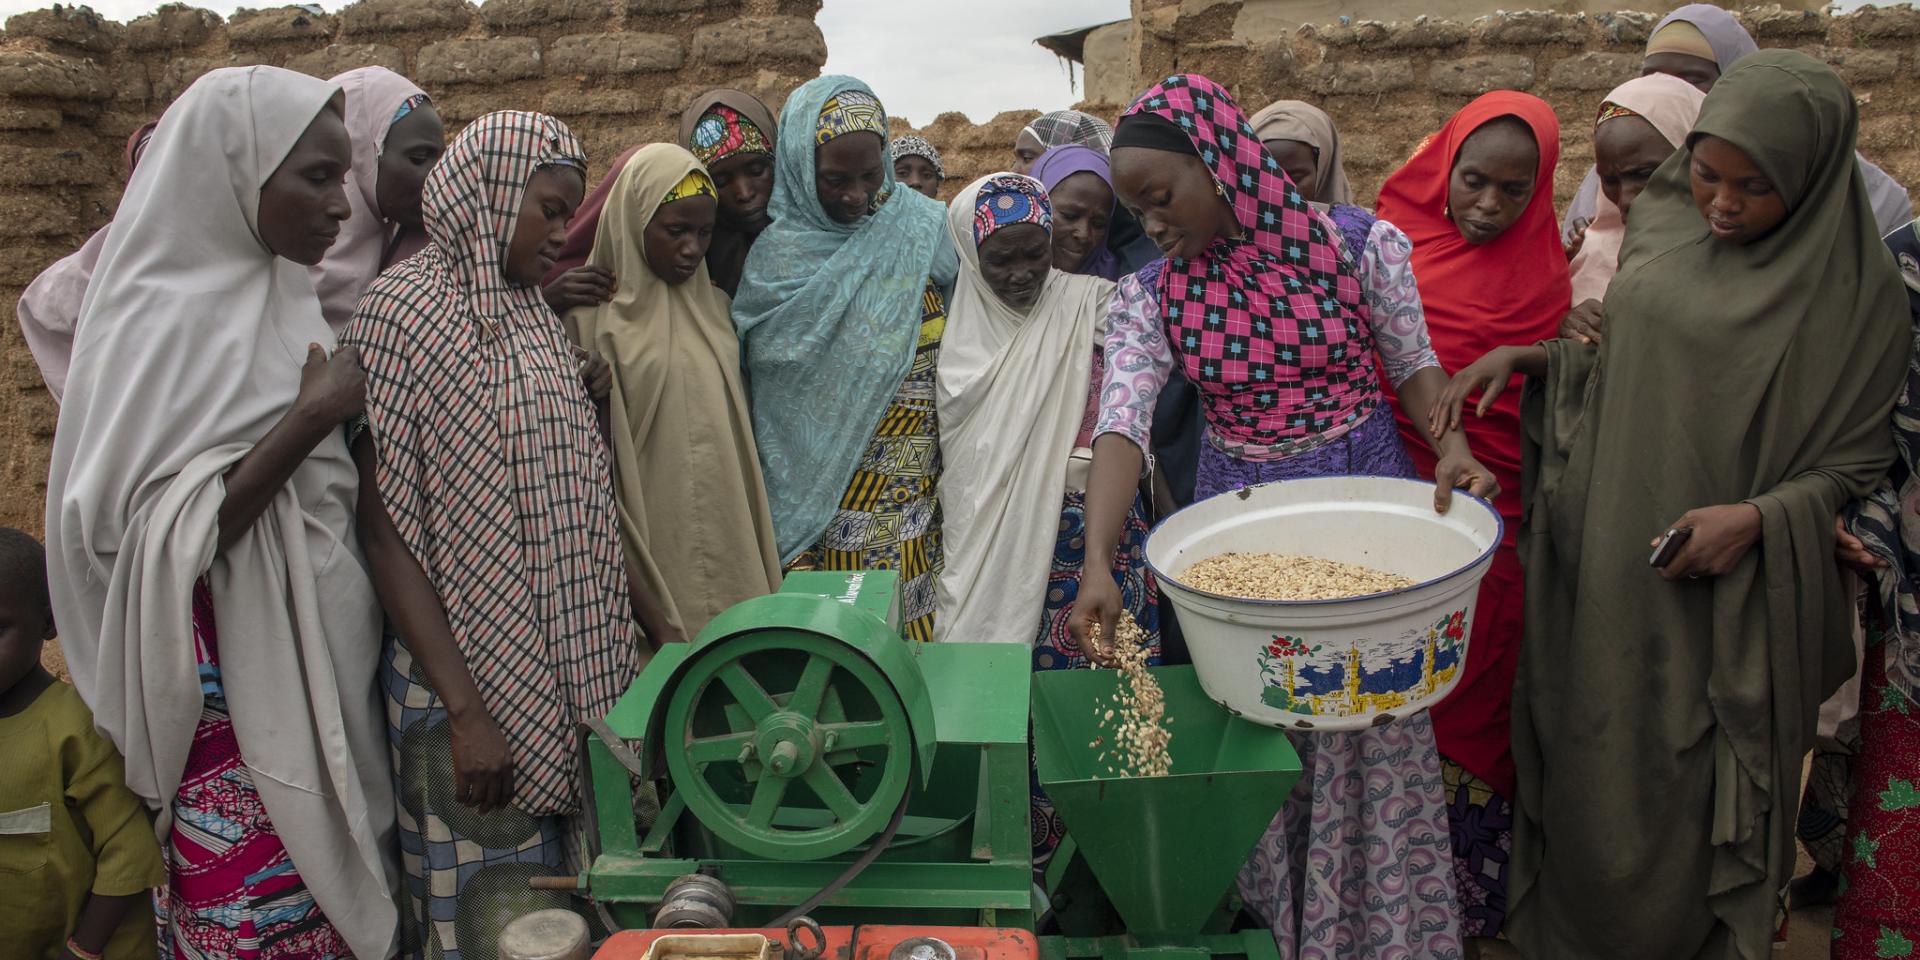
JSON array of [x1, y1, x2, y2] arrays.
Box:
[[567, 570, 1303, 960], [575, 571, 1036, 929]]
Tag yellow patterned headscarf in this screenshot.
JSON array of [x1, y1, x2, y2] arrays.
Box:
[[1645, 20, 1716, 62], [662, 168, 716, 205], [815, 90, 887, 144]]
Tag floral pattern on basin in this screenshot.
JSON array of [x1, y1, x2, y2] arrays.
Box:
[[1256, 609, 1467, 718]]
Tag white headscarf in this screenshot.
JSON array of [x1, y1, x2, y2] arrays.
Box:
[[46, 65, 397, 957], [933, 173, 1115, 645], [310, 66, 427, 331]]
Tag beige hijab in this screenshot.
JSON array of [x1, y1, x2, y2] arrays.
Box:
[[46, 66, 396, 956], [1568, 73, 1706, 304], [1248, 99, 1354, 205], [568, 143, 781, 638]]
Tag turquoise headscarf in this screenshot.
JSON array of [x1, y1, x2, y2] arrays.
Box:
[[733, 75, 952, 561]]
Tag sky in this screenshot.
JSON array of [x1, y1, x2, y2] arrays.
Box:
[[0, 0, 1129, 125], [818, 0, 1126, 124]]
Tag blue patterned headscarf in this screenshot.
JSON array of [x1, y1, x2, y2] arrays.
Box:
[[972, 173, 1051, 245], [733, 75, 952, 561]]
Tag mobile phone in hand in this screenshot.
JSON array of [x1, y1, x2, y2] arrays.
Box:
[[1650, 527, 1693, 568]]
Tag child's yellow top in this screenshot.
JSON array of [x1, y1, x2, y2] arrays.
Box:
[[0, 680, 164, 960]]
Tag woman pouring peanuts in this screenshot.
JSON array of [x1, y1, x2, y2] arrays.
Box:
[[1067, 73, 1498, 960]]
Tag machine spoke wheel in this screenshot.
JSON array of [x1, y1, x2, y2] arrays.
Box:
[[663, 631, 913, 861]]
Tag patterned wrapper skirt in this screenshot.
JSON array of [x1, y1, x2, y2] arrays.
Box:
[[791, 286, 946, 641], [383, 635, 588, 960], [1029, 489, 1162, 872], [1833, 633, 1920, 958], [1205, 412, 1466, 960], [157, 582, 350, 960]]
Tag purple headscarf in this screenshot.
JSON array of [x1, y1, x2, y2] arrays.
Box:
[[1029, 144, 1120, 280]]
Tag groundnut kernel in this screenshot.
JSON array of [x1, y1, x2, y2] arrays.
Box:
[[1179, 552, 1412, 601]]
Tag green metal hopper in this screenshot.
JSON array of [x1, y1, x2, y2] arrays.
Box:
[[1031, 666, 1300, 960]]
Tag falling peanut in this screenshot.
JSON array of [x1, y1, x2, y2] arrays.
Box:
[[1089, 611, 1171, 779]]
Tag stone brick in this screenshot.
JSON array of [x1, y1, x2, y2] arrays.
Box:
[[415, 37, 541, 85], [1809, 45, 1899, 84], [104, 60, 150, 101], [0, 106, 62, 131], [425, 90, 496, 122], [1429, 54, 1534, 95], [20, 399, 56, 440], [0, 51, 110, 101], [542, 88, 650, 116], [624, 0, 738, 12], [4, 6, 119, 53], [1859, 114, 1914, 155], [1304, 59, 1414, 96], [227, 6, 335, 45], [1305, 21, 1378, 47], [154, 55, 254, 101], [1247, 38, 1294, 81], [0, 146, 103, 187], [546, 33, 682, 76], [338, 0, 473, 36], [1746, 6, 1826, 39], [0, 204, 75, 239], [1380, 17, 1469, 50], [1848, 6, 1920, 41], [1595, 10, 1656, 46], [482, 0, 608, 29], [689, 16, 824, 66], [1313, 19, 1466, 50], [1548, 51, 1639, 91], [1475, 11, 1588, 46], [125, 4, 221, 51], [285, 43, 408, 78]]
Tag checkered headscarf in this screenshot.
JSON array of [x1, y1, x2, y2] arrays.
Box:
[[423, 110, 586, 324]]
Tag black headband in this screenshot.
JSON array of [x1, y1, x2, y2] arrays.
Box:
[[1112, 112, 1199, 157]]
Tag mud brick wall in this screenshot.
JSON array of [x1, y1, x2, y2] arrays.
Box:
[[0, 0, 826, 535], [913, 5, 1920, 218]]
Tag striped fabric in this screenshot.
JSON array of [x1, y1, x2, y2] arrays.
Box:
[[341, 110, 639, 816]]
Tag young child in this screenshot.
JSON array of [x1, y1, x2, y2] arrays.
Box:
[[891, 134, 945, 199], [0, 528, 163, 960]]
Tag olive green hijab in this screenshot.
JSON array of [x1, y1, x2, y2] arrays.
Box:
[[1510, 50, 1909, 959]]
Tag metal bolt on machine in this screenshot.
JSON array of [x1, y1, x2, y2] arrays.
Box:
[[543, 570, 1302, 960]]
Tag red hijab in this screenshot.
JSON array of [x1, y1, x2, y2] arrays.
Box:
[[1375, 92, 1569, 527], [541, 145, 641, 287]]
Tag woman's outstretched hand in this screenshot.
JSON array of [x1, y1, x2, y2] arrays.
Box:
[[1432, 453, 1500, 514], [1430, 347, 1519, 440], [1069, 574, 1124, 668]]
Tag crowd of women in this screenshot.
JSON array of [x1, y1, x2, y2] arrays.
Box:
[[9, 2, 1920, 958]]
